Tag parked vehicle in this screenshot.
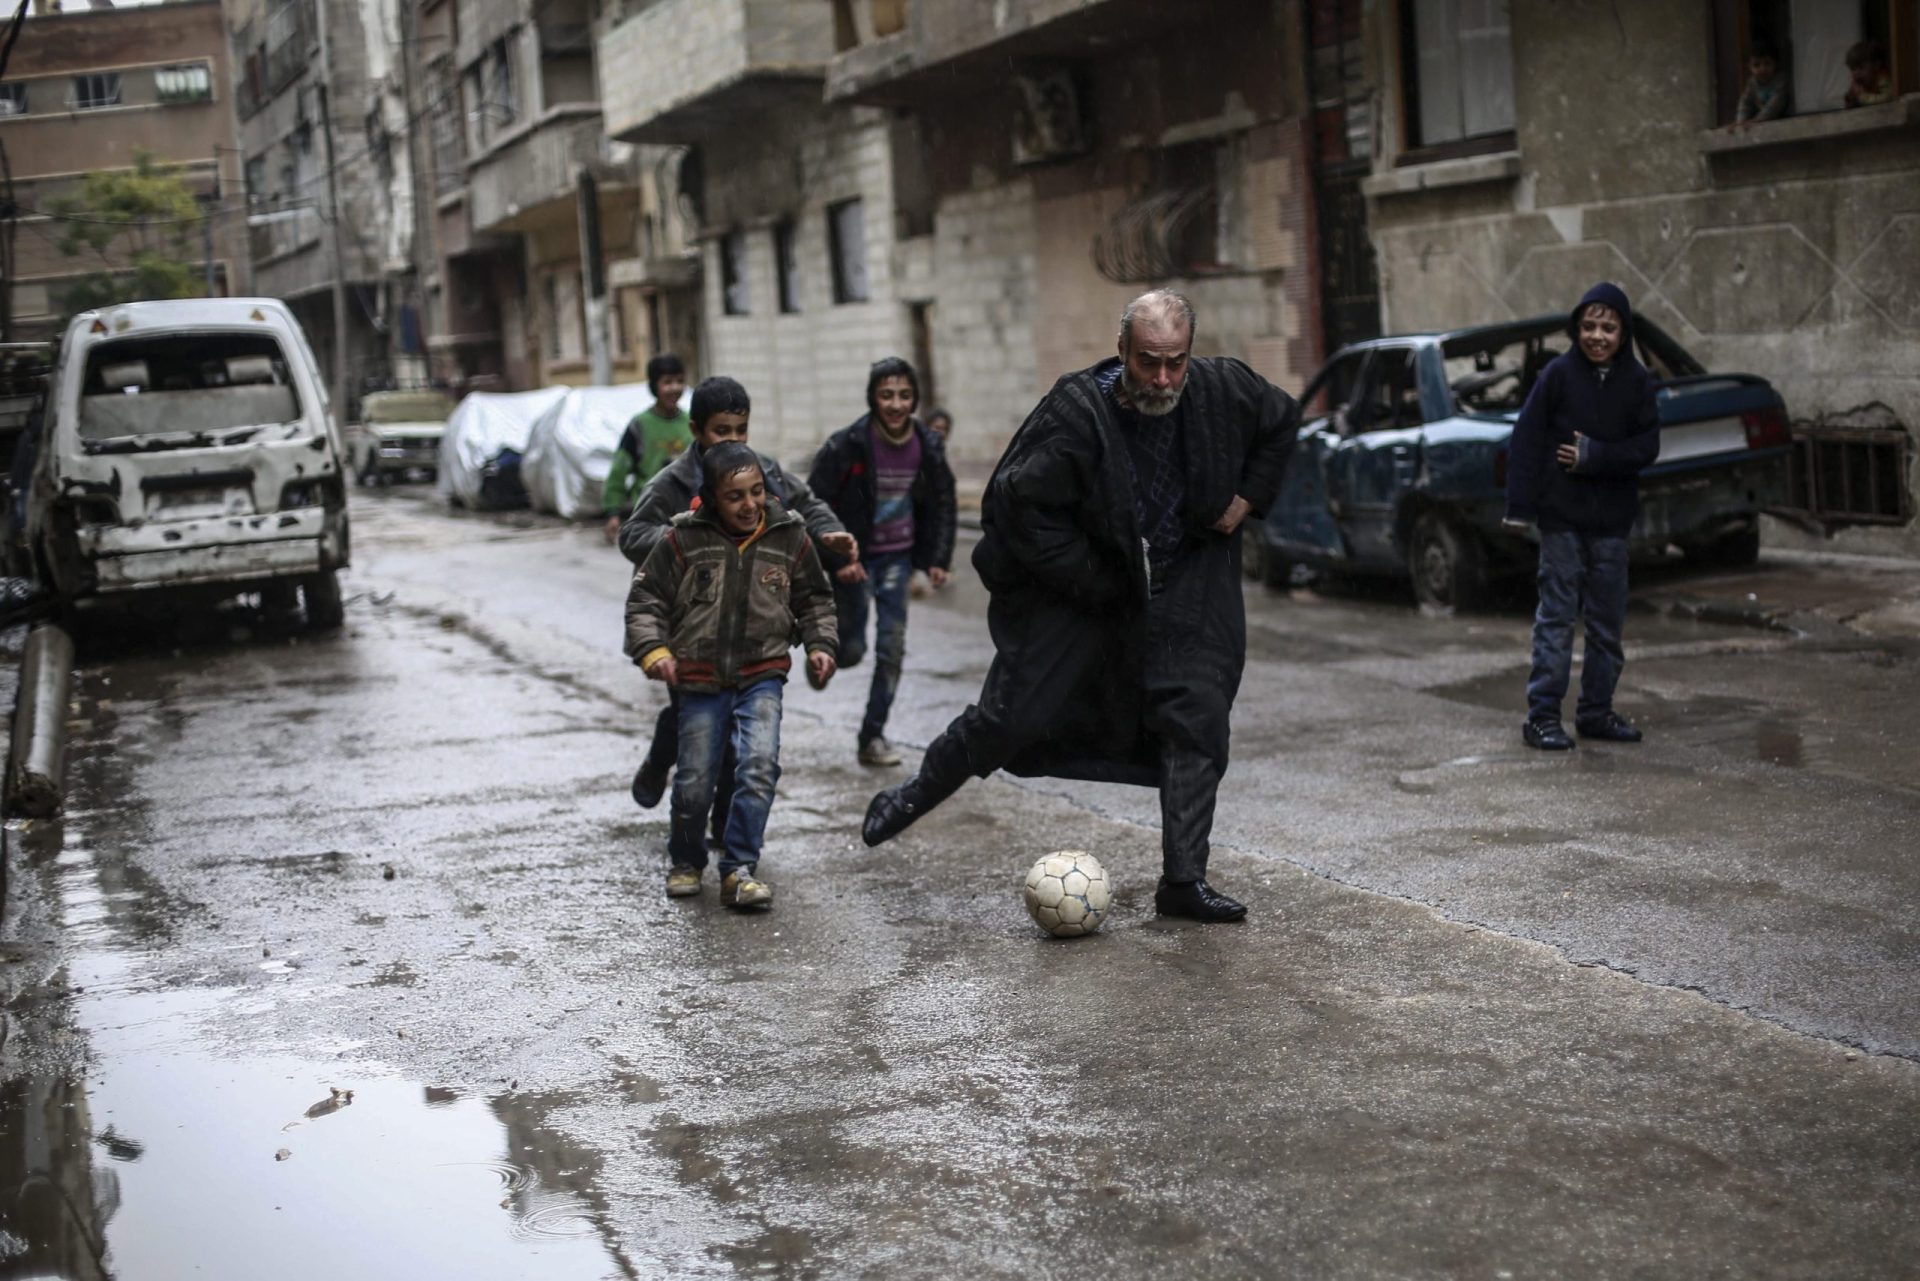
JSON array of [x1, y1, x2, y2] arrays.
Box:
[[1254, 314, 1792, 610], [24, 299, 350, 627], [349, 388, 454, 485]]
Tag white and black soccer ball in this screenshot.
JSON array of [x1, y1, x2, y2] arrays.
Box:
[[1022, 851, 1112, 938]]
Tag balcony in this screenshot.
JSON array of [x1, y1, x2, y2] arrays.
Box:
[[599, 0, 833, 144], [824, 0, 1185, 105], [467, 106, 631, 235]]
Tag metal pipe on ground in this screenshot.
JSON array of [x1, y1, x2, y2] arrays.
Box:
[[7, 623, 73, 818]]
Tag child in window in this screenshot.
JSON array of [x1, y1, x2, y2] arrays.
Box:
[[1732, 39, 1789, 129], [1845, 41, 1895, 108], [624, 442, 838, 909]]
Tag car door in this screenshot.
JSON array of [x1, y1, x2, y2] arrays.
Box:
[[1324, 345, 1425, 567], [1267, 348, 1371, 561]]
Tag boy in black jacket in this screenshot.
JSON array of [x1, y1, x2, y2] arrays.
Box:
[[807, 357, 958, 767], [1505, 282, 1660, 751]]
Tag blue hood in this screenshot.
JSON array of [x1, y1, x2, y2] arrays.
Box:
[[1568, 281, 1638, 367]]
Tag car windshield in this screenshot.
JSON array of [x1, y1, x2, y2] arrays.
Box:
[[1441, 315, 1706, 415], [78, 332, 301, 446], [364, 392, 452, 425]]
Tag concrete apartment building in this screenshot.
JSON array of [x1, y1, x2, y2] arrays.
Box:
[[227, 0, 416, 407], [0, 0, 247, 340], [600, 0, 915, 465], [824, 0, 1322, 479], [413, 0, 700, 391], [1342, 0, 1918, 551]]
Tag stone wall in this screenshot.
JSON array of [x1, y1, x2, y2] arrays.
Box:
[[1364, 0, 1920, 552]]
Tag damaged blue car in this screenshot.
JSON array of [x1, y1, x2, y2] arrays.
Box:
[[1253, 314, 1792, 610]]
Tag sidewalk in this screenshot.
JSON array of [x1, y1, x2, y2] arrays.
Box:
[[1631, 548, 1920, 641]]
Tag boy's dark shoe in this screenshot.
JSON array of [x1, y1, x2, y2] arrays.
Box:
[[1523, 717, 1575, 751], [1154, 879, 1247, 923], [862, 734, 972, 847], [632, 760, 669, 809], [1577, 710, 1643, 742], [665, 865, 702, 898], [720, 869, 772, 910]]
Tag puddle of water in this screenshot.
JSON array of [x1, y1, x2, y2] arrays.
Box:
[[0, 817, 626, 1281], [0, 984, 626, 1280]]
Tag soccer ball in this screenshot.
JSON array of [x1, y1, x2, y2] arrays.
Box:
[[1022, 851, 1112, 938]]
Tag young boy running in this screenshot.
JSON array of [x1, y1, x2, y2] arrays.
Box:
[[618, 377, 856, 815], [808, 357, 957, 767], [625, 442, 838, 908], [603, 353, 691, 542], [1504, 281, 1661, 751]]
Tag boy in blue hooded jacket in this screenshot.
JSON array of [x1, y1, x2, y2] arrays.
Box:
[[1504, 282, 1660, 751]]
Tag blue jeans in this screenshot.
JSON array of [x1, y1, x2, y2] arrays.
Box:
[[836, 552, 913, 746], [671, 681, 783, 876], [1527, 528, 1629, 723]]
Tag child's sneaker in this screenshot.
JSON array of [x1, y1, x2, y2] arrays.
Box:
[[665, 865, 703, 898], [720, 869, 773, 910]]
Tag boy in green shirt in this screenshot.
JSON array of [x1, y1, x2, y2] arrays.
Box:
[[603, 353, 691, 541]]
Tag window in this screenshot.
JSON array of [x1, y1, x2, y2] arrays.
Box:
[[465, 38, 520, 150], [428, 61, 465, 194], [827, 198, 869, 304], [1712, 0, 1917, 124], [720, 230, 750, 316], [71, 73, 123, 111], [774, 219, 801, 314], [156, 63, 213, 104], [1348, 347, 1425, 433], [0, 82, 26, 117], [245, 156, 267, 204], [1399, 0, 1514, 155], [1302, 349, 1370, 419]]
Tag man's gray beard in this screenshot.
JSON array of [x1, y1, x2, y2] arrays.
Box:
[[1122, 369, 1185, 417]]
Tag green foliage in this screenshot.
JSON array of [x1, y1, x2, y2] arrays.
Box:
[[48, 150, 208, 315]]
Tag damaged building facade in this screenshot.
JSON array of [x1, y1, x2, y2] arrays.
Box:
[[0, 0, 248, 340], [1343, 0, 1918, 551], [227, 0, 417, 408]]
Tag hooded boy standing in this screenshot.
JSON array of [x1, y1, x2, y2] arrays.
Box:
[[1504, 282, 1661, 751], [808, 358, 957, 767], [625, 441, 838, 908]]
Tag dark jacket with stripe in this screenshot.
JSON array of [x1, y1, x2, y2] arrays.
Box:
[[805, 415, 958, 573], [623, 501, 837, 692], [970, 355, 1297, 783]]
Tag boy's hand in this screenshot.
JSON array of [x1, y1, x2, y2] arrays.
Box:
[[820, 531, 859, 562], [928, 567, 950, 589], [806, 651, 836, 689], [645, 655, 679, 686], [604, 515, 624, 543], [1556, 436, 1583, 470], [835, 562, 868, 585]]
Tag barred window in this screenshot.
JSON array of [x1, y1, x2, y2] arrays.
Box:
[[156, 64, 213, 104], [71, 73, 122, 111], [0, 82, 26, 117]]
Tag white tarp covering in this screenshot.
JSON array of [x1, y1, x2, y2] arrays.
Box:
[[520, 384, 656, 520], [436, 387, 569, 508]]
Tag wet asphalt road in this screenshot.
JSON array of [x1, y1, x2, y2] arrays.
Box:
[[1, 485, 1916, 1278]]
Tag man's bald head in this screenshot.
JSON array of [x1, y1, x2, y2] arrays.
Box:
[[1118, 289, 1197, 355]]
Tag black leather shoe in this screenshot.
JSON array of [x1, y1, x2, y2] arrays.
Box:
[[631, 760, 669, 809], [1577, 711, 1643, 743], [1154, 879, 1247, 922], [1522, 717, 1575, 751], [862, 784, 921, 847]]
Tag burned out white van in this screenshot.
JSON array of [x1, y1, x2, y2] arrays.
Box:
[[25, 299, 350, 627]]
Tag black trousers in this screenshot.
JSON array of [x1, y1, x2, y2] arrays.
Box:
[[643, 698, 732, 844], [923, 591, 1230, 883]]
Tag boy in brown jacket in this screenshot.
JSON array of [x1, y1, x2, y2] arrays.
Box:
[[625, 441, 838, 909]]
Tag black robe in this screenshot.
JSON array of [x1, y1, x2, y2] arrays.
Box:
[[967, 355, 1297, 785]]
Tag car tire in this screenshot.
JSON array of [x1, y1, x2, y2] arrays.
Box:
[[303, 570, 345, 631], [1407, 511, 1489, 614], [1686, 524, 1761, 570], [260, 579, 299, 616]]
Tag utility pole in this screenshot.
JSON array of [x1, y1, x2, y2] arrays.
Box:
[[317, 81, 352, 427], [577, 166, 610, 387], [203, 150, 217, 297], [398, 0, 433, 381]]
